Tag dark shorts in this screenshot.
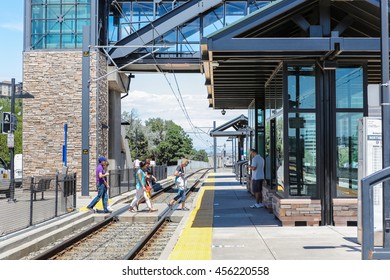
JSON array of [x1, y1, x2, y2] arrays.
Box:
[[252, 179, 263, 193]]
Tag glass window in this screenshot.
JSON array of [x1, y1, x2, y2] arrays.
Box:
[[179, 18, 200, 43], [288, 66, 316, 109], [32, 35, 45, 49], [132, 2, 154, 24], [336, 67, 363, 109], [336, 112, 362, 197], [29, 1, 91, 49], [32, 19, 46, 35], [276, 113, 284, 194], [62, 20, 76, 33], [225, 1, 246, 25], [46, 34, 61, 48], [77, 19, 90, 33], [249, 1, 272, 13], [63, 5, 76, 19], [288, 113, 317, 196], [32, 5, 45, 19], [77, 4, 90, 18], [203, 6, 224, 37], [157, 2, 174, 18], [47, 20, 61, 33], [46, 5, 61, 19], [62, 34, 76, 48]]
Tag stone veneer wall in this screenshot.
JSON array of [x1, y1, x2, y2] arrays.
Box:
[[272, 194, 322, 226], [23, 51, 108, 191], [332, 198, 358, 226]]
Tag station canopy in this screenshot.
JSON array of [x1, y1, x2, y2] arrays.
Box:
[[209, 114, 250, 137], [201, 0, 386, 110]]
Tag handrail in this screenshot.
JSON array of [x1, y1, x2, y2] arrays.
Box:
[[361, 166, 390, 260]]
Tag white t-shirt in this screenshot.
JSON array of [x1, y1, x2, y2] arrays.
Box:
[[251, 154, 265, 180]]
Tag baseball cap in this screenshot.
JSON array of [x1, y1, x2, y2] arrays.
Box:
[[98, 156, 107, 163]]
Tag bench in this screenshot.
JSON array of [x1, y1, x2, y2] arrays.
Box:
[[32, 178, 52, 201]]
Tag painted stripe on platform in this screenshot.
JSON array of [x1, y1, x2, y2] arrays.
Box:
[[80, 199, 112, 212], [168, 174, 215, 260]]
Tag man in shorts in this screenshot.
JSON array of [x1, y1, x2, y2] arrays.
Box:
[[249, 149, 265, 208]]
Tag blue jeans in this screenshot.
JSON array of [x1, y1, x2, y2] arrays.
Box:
[[173, 188, 186, 202], [87, 183, 108, 212]]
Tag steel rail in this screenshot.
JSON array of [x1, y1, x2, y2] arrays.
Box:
[[124, 168, 210, 260]]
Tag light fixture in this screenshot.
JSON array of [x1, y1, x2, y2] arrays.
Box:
[[221, 109, 226, 115]]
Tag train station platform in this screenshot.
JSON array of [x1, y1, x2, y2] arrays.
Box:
[[161, 171, 361, 260], [0, 169, 362, 261]]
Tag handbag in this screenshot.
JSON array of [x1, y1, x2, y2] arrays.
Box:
[[176, 177, 185, 190]]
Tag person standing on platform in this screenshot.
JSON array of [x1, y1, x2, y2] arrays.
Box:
[[168, 158, 189, 210], [249, 149, 265, 209], [129, 161, 158, 213], [87, 156, 111, 213]]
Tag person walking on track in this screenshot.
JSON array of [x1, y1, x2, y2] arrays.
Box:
[[129, 161, 158, 213], [87, 156, 111, 213], [168, 158, 190, 210]]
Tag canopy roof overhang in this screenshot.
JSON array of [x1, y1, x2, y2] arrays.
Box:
[[209, 114, 251, 137], [201, 0, 387, 109]]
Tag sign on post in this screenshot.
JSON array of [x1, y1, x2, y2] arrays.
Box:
[[2, 112, 11, 134]]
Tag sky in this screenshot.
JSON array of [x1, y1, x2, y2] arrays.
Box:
[[0, 0, 247, 153]]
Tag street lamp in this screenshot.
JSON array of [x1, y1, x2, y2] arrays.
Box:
[[0, 78, 34, 202]]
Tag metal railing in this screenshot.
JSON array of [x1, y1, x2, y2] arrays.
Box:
[[361, 166, 390, 260], [107, 165, 167, 199], [0, 173, 77, 238]]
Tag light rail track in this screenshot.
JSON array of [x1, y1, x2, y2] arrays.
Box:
[[30, 169, 210, 260]]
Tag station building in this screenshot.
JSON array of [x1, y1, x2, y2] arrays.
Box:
[[22, 0, 387, 225]]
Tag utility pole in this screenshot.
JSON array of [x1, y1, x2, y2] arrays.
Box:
[[7, 78, 16, 203]]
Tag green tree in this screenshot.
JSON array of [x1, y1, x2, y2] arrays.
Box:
[[191, 149, 208, 162], [156, 121, 193, 164]]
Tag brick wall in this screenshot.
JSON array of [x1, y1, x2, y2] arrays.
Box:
[[272, 194, 322, 226], [23, 51, 108, 191]]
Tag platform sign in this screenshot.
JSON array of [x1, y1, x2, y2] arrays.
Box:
[[2, 112, 11, 134], [358, 117, 383, 246], [7, 132, 14, 148]]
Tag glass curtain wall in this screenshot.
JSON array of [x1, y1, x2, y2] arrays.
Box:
[[31, 0, 91, 49], [286, 65, 317, 197], [265, 75, 283, 191], [335, 67, 364, 197], [108, 1, 273, 55]]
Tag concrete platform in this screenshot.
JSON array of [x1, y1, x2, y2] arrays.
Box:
[[163, 171, 362, 260], [0, 170, 363, 260]]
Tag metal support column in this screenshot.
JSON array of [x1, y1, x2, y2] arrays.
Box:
[[81, 25, 91, 196], [380, 0, 390, 248], [213, 121, 216, 172], [8, 78, 16, 203]]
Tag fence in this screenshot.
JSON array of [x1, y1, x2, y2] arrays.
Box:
[[0, 172, 77, 238], [108, 165, 167, 198]]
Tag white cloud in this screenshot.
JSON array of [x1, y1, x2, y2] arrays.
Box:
[[0, 23, 23, 32], [121, 73, 247, 151]]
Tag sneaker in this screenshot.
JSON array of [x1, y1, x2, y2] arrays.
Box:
[[250, 203, 264, 209], [181, 207, 190, 211]]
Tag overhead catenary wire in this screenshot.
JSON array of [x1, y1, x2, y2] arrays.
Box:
[[111, 1, 211, 149]]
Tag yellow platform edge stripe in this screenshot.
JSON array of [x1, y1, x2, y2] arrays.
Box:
[[80, 199, 112, 211], [168, 173, 216, 260]]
